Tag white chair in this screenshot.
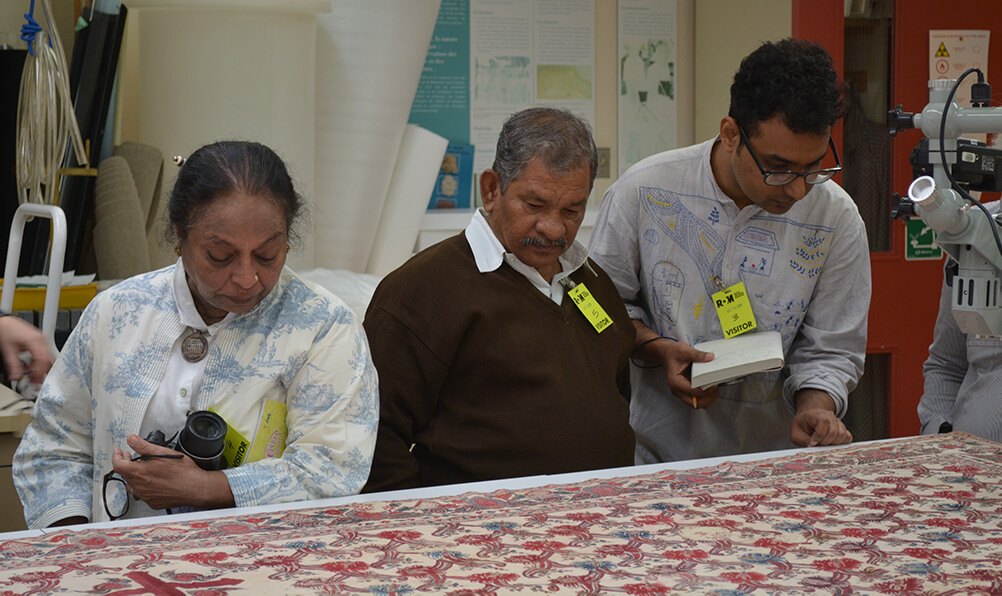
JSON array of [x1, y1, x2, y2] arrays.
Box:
[[0, 203, 67, 357]]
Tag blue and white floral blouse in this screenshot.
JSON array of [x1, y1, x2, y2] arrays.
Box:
[[13, 264, 379, 528]]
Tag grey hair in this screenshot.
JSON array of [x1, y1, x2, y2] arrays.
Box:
[[491, 107, 598, 194]]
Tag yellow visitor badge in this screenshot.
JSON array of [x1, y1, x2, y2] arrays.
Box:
[[711, 281, 757, 338], [213, 398, 287, 468], [568, 282, 612, 333], [246, 398, 288, 462]]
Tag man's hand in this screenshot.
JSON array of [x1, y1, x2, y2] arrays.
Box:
[[112, 434, 234, 511], [0, 316, 53, 384], [792, 389, 852, 447], [632, 320, 719, 409]]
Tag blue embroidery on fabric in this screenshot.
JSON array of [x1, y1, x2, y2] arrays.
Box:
[[746, 215, 833, 280], [639, 186, 726, 298], [651, 262, 684, 327], [791, 230, 827, 279], [642, 228, 659, 246], [735, 227, 779, 277]]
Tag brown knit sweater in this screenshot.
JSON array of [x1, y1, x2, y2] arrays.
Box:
[[362, 233, 636, 492]]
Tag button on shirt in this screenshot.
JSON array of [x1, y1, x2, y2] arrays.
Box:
[[464, 208, 590, 305]]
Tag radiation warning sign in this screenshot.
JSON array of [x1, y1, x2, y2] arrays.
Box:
[[929, 30, 990, 108]]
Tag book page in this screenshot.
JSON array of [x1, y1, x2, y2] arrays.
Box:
[[690, 331, 783, 388]]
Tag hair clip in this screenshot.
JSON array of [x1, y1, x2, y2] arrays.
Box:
[[172, 155, 186, 167]]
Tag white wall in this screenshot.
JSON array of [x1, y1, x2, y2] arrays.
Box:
[[694, 0, 792, 142]]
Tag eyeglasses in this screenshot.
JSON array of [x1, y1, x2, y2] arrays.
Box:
[[102, 453, 183, 520], [102, 470, 130, 520], [738, 125, 841, 186]]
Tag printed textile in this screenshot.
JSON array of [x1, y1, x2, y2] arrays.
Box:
[[1, 433, 1001, 593]]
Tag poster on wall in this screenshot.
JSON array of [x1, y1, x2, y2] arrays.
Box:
[[408, 0, 471, 147], [929, 29, 990, 110], [471, 0, 595, 181], [617, 0, 677, 176], [410, 0, 596, 209]]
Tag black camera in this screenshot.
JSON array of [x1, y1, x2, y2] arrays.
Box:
[[146, 410, 228, 471]]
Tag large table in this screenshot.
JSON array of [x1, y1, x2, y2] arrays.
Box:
[[0, 432, 1000, 593]]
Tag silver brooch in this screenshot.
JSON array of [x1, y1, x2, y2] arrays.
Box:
[[181, 329, 208, 363]]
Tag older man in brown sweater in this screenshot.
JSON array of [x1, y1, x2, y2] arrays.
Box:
[[362, 108, 636, 492]]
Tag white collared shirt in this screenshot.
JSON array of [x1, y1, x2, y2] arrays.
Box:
[[463, 209, 590, 305], [138, 258, 234, 448]]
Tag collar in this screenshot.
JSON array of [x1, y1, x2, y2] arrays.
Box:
[[463, 209, 591, 276], [464, 209, 591, 302], [464, 209, 506, 273], [172, 258, 234, 333]]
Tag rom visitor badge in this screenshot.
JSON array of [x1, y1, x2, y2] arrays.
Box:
[[711, 280, 757, 339], [567, 282, 612, 333]]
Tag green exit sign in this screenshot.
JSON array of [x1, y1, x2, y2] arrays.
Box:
[[905, 218, 943, 261]]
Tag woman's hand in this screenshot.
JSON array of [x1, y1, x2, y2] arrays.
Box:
[[111, 434, 235, 511]]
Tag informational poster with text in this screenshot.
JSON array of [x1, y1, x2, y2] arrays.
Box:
[[411, 0, 597, 207], [617, 0, 678, 176]]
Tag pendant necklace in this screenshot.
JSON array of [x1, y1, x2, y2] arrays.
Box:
[[181, 329, 208, 363]]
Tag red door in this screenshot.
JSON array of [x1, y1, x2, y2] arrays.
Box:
[[794, 0, 1002, 437]]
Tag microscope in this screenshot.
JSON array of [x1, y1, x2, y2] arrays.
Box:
[[888, 70, 1002, 336]]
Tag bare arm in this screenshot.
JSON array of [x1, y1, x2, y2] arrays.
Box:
[[48, 516, 88, 527]]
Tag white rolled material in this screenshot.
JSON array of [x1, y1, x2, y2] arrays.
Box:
[[313, 0, 442, 272], [366, 125, 448, 277]]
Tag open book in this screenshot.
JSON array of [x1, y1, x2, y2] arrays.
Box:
[[690, 330, 784, 389]]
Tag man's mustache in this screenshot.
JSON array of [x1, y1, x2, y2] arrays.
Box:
[[521, 236, 568, 249]]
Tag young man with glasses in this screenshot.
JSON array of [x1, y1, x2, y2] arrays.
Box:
[[590, 38, 869, 463]]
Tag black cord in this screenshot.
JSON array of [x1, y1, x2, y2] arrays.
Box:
[[630, 335, 675, 368], [936, 68, 1002, 261]]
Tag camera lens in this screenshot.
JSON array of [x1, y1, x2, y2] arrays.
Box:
[[178, 410, 227, 470], [189, 415, 225, 440]]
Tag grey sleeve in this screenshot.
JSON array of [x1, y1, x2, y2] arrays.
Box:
[[917, 266, 967, 434], [782, 209, 871, 417]]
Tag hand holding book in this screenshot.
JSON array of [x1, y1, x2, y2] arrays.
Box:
[[689, 331, 784, 390]]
